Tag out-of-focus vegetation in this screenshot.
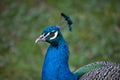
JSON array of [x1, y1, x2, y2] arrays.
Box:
[[0, 0, 120, 80]]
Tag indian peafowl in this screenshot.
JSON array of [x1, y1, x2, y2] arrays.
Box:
[[35, 13, 120, 80]]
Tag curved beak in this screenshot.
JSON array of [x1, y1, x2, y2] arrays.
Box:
[[35, 34, 46, 43]]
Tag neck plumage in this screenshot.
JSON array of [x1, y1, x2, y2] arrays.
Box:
[[42, 37, 77, 80]]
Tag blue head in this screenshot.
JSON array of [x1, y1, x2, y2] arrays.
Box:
[[35, 26, 63, 46]]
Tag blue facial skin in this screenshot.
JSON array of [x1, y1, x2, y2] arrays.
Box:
[[40, 26, 77, 80]]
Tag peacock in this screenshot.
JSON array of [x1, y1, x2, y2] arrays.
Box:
[[35, 13, 120, 80]]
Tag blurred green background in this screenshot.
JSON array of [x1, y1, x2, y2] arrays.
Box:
[[0, 0, 120, 80]]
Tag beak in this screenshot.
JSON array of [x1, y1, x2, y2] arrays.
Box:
[[35, 34, 46, 43]]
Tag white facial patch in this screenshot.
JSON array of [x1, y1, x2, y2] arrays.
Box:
[[44, 32, 50, 38], [50, 31, 58, 40]]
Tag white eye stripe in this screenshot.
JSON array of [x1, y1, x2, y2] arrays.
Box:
[[44, 32, 50, 38], [50, 31, 58, 40]]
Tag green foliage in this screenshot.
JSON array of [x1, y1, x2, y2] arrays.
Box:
[[0, 0, 120, 79]]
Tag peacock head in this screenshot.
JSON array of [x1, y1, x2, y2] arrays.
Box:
[[35, 13, 72, 46], [35, 26, 62, 46]]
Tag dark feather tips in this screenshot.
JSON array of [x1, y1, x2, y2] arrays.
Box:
[[61, 13, 73, 31]]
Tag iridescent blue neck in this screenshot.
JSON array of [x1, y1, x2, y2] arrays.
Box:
[[42, 36, 77, 80]]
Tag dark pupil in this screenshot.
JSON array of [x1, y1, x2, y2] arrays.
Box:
[[50, 32, 54, 37]]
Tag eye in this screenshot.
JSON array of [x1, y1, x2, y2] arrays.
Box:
[[49, 31, 58, 40], [49, 32, 55, 37]]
